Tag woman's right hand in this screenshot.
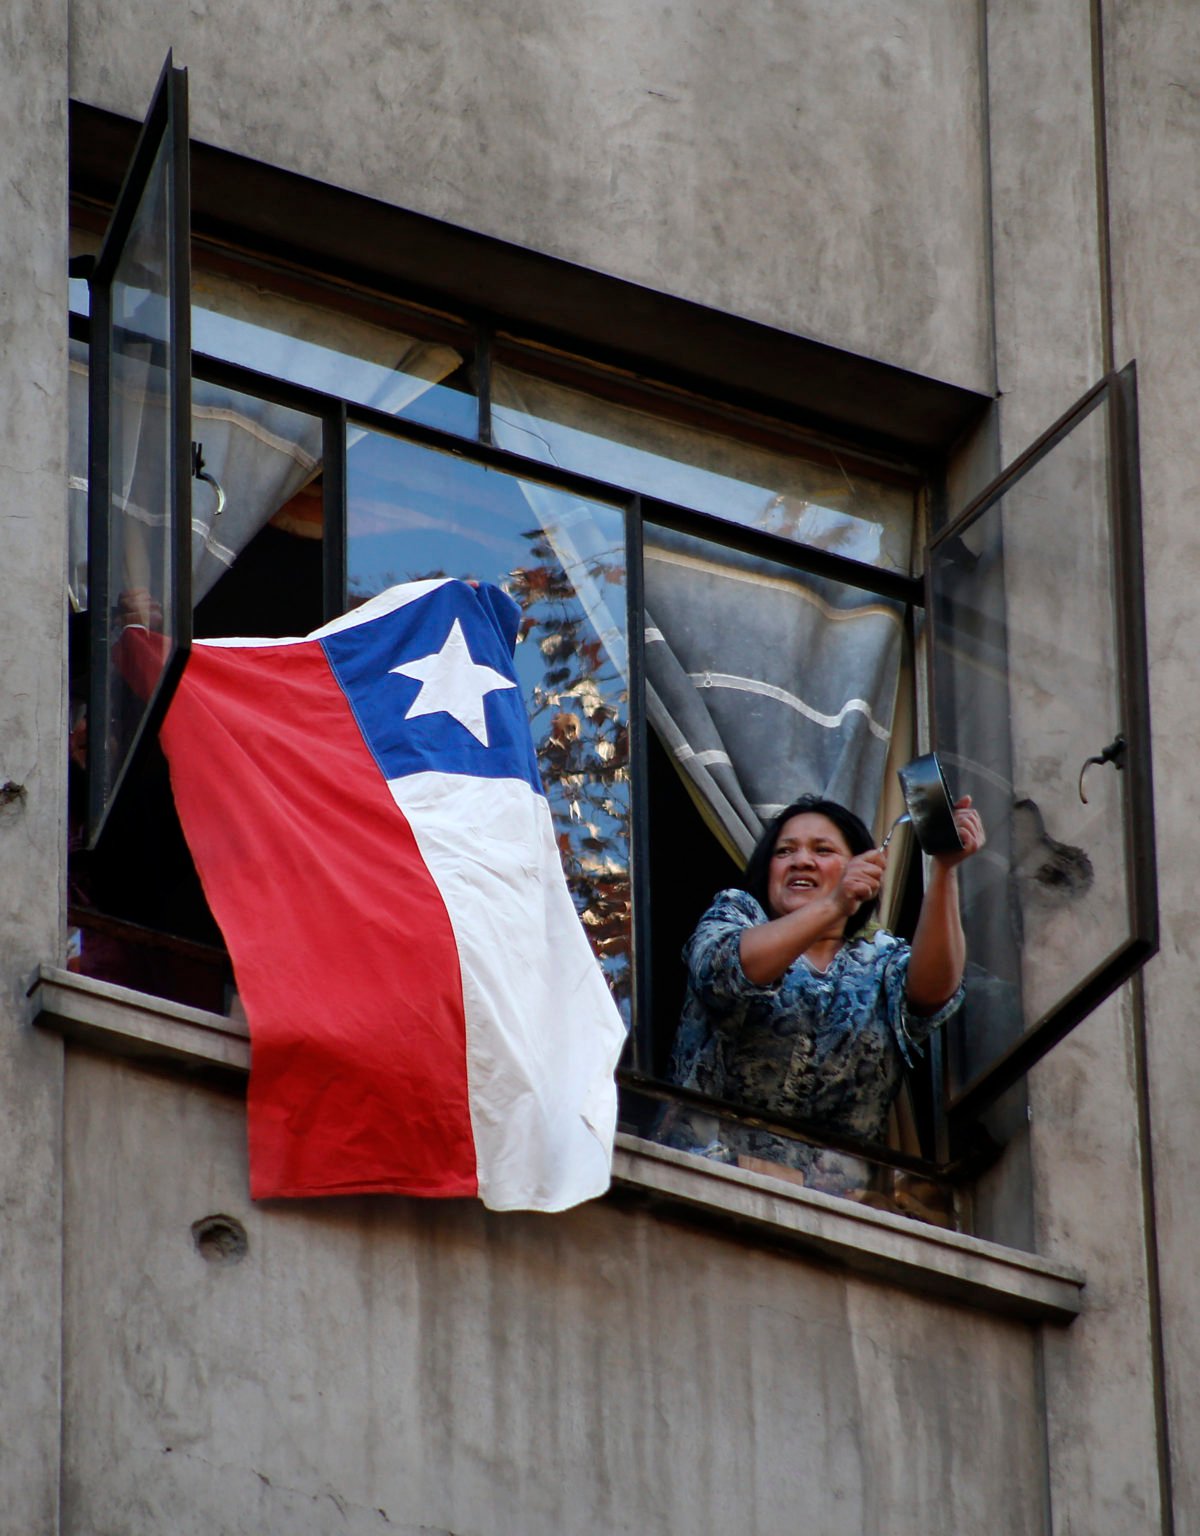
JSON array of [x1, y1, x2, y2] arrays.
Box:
[[833, 848, 887, 916]]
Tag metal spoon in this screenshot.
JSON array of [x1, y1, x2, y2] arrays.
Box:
[[880, 811, 911, 852]]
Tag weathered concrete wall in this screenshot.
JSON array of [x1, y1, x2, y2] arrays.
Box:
[[1104, 3, 1200, 1530], [31, 1, 1197, 1533], [972, 3, 1166, 1532], [61, 1051, 1047, 1536], [68, 0, 992, 393], [986, 0, 1107, 436], [0, 1, 69, 1532]]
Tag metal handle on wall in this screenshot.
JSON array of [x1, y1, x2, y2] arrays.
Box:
[[1077, 735, 1126, 804]]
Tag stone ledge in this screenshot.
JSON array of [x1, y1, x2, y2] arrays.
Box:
[[612, 1135, 1084, 1324], [32, 965, 250, 1083], [31, 966, 1083, 1323]]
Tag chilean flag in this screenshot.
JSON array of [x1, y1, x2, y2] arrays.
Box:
[[154, 579, 627, 1211]]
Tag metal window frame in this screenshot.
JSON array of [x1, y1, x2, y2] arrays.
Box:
[[329, 394, 923, 1087], [86, 54, 191, 847], [97, 358, 964, 1183], [177, 350, 348, 627], [78, 255, 938, 1177], [925, 364, 1158, 1133]]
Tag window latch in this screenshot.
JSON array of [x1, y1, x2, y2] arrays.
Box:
[[1077, 734, 1126, 804], [191, 441, 227, 523]]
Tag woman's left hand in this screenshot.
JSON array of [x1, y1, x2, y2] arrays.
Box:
[[933, 795, 986, 870], [907, 796, 984, 1012]]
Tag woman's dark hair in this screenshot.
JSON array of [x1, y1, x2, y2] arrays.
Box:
[[742, 794, 879, 936]]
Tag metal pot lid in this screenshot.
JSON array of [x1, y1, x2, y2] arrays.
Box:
[[896, 753, 963, 856]]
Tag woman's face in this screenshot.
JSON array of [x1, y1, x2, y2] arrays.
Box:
[[766, 812, 853, 920]]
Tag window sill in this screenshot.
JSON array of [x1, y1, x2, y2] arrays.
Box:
[[32, 964, 250, 1084], [610, 1135, 1082, 1324], [31, 965, 1083, 1324]]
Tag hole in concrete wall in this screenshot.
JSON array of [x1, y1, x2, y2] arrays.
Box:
[[0, 780, 26, 818], [191, 1214, 249, 1265]]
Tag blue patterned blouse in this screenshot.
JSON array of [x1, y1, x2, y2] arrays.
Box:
[[663, 888, 963, 1160]]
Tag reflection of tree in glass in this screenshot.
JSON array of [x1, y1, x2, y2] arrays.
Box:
[[349, 543, 631, 1019], [508, 532, 631, 1020], [348, 572, 400, 608]]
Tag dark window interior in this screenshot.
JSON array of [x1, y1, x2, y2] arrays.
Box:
[[68, 508, 325, 1009], [644, 727, 740, 1079]]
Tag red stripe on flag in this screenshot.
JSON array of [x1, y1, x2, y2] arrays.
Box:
[[159, 639, 477, 1198]]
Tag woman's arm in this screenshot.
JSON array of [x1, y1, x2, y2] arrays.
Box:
[[739, 850, 886, 985], [905, 797, 986, 1013]]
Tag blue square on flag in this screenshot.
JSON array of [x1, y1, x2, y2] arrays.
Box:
[[322, 582, 542, 791]]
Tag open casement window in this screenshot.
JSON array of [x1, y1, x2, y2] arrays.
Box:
[[86, 55, 191, 846], [928, 364, 1157, 1145]]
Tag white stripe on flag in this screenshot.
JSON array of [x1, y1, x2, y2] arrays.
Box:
[[386, 769, 626, 1212]]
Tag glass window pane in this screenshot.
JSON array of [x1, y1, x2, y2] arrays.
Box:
[[492, 362, 916, 572], [623, 1084, 959, 1226], [191, 266, 475, 436], [640, 523, 914, 1113], [190, 376, 324, 615], [347, 429, 632, 1018], [73, 348, 328, 632], [71, 230, 473, 434], [68, 338, 89, 610], [94, 125, 182, 826], [69, 224, 99, 316], [931, 388, 1138, 1101], [643, 521, 910, 858]]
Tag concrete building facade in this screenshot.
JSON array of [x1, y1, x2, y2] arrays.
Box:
[[3, 1, 1196, 1532]]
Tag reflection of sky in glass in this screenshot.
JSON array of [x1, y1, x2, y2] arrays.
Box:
[[71, 275, 476, 437], [348, 432, 537, 596], [194, 309, 473, 433], [348, 430, 632, 1018], [492, 390, 912, 572], [347, 433, 624, 718]]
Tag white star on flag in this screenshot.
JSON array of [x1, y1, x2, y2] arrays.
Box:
[[390, 617, 517, 747]]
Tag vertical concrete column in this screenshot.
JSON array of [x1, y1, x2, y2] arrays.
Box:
[[981, 0, 1164, 1531], [986, 0, 1107, 429], [1104, 5, 1200, 1532], [0, 0, 68, 1530]]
